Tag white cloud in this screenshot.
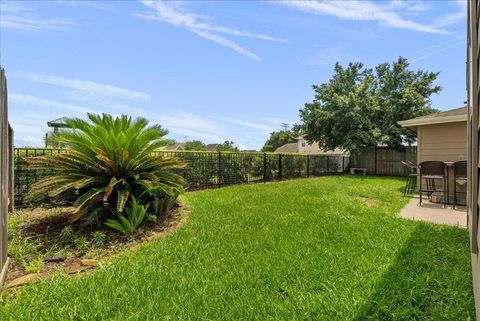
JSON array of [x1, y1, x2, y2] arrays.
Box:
[[15, 72, 150, 103], [278, 0, 449, 34], [10, 101, 272, 148], [388, 1, 431, 14], [213, 116, 273, 132], [9, 93, 94, 114], [1, 2, 29, 13], [263, 116, 296, 125], [9, 109, 61, 147], [0, 1, 79, 32], [54, 0, 100, 8], [410, 37, 465, 63], [9, 72, 154, 147], [149, 111, 275, 146], [1, 15, 78, 32], [305, 45, 359, 67], [136, 0, 288, 61], [432, 0, 466, 28], [152, 111, 226, 142], [308, 50, 340, 66], [16, 136, 44, 146], [236, 143, 248, 151], [9, 94, 146, 146]]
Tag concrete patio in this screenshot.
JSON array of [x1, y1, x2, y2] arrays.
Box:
[[400, 195, 467, 228]]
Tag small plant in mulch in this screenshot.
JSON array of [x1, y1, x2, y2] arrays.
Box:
[[6, 202, 188, 288]]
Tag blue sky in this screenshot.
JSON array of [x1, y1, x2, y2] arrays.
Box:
[[1, 0, 467, 150]]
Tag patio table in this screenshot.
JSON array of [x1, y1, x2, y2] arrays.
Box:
[[423, 161, 466, 206]]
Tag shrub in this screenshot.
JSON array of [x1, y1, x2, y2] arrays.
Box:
[[27, 113, 186, 230], [23, 257, 44, 274], [73, 237, 88, 251], [105, 198, 147, 236], [90, 231, 106, 247], [59, 226, 75, 244]]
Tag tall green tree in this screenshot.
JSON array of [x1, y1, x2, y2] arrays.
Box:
[[216, 140, 238, 152], [184, 140, 207, 151], [299, 57, 440, 153], [261, 125, 300, 152]]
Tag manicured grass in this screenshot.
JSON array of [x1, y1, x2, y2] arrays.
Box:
[[0, 176, 474, 320]]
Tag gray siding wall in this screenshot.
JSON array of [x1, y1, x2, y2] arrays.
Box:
[[467, 2, 480, 319]]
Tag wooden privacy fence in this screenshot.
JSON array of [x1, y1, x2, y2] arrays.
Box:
[[0, 67, 13, 287], [14, 148, 350, 205], [350, 146, 417, 176]]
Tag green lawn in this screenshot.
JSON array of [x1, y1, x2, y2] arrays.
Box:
[[0, 176, 475, 320]]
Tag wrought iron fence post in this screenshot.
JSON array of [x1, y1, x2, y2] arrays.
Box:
[[342, 156, 345, 173], [278, 154, 282, 181], [263, 153, 267, 183], [326, 156, 330, 173], [306, 155, 310, 178], [217, 151, 222, 187]]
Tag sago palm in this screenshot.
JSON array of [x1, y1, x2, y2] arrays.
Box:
[[27, 113, 186, 224]]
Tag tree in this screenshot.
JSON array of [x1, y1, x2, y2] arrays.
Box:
[[184, 140, 207, 151], [299, 57, 440, 153], [261, 125, 300, 152], [216, 140, 238, 152], [162, 138, 177, 146]]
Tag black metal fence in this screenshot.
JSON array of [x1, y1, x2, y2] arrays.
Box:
[[14, 148, 350, 205]]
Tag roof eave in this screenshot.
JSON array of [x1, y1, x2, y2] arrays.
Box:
[[397, 114, 467, 129]]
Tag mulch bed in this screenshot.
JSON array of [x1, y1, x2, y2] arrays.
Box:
[[5, 201, 190, 289]]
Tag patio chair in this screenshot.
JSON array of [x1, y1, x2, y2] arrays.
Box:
[[453, 160, 467, 209], [401, 161, 418, 196], [418, 161, 448, 208]]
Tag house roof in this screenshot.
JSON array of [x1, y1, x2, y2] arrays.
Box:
[[274, 143, 298, 153], [206, 144, 220, 151], [163, 143, 186, 151], [398, 107, 467, 130]]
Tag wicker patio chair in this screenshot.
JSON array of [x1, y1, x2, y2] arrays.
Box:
[[453, 160, 467, 209], [418, 161, 448, 208], [401, 161, 418, 196]]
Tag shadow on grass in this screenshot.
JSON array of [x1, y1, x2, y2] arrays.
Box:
[[353, 223, 475, 321]]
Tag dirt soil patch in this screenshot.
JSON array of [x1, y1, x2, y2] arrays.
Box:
[[5, 201, 190, 288], [357, 196, 381, 207]]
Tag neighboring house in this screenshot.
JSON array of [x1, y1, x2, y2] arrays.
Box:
[[206, 144, 220, 151], [162, 143, 186, 151], [467, 3, 480, 316], [274, 142, 298, 153], [398, 107, 467, 163], [275, 136, 347, 155], [297, 136, 346, 155]]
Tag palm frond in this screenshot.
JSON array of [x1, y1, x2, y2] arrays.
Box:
[[27, 113, 186, 228]]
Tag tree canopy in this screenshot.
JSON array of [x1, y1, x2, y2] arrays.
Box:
[[261, 125, 300, 152], [184, 140, 207, 151], [216, 140, 239, 152], [299, 57, 440, 153]]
